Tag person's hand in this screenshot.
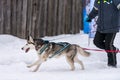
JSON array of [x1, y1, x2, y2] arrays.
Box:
[[86, 17, 92, 22], [117, 3, 120, 10]]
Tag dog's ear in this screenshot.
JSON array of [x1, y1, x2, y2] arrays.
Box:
[[29, 36, 34, 43], [27, 36, 29, 41]]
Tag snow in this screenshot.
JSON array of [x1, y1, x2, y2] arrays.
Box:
[[0, 32, 120, 80]]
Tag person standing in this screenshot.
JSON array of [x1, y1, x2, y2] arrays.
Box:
[[86, 0, 120, 67]]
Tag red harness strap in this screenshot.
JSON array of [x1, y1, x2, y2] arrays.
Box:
[[83, 48, 120, 53]]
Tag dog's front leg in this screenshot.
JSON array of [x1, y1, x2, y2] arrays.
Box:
[[32, 58, 47, 72], [33, 62, 42, 72], [27, 59, 41, 68]]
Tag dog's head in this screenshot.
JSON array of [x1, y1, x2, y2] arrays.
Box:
[[21, 36, 49, 53], [21, 36, 35, 53]]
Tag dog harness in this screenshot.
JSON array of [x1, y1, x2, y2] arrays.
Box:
[[49, 42, 71, 58], [39, 42, 71, 58], [39, 43, 50, 54]]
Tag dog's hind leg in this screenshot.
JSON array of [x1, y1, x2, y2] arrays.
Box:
[[74, 55, 84, 70], [66, 56, 75, 71]]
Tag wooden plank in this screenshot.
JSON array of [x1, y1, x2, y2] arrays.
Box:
[[52, 0, 59, 35], [34, 0, 43, 38], [43, 0, 48, 36], [26, 0, 32, 38], [34, 0, 41, 38], [2, 0, 9, 34], [16, 0, 22, 37], [39, 0, 45, 37], [71, 0, 76, 34], [74, 0, 80, 34], [2, 0, 6, 33], [65, 0, 72, 34], [6, 0, 11, 34], [75, 0, 78, 33], [57, 0, 62, 35], [11, 0, 17, 36], [62, 0, 67, 34], [47, 0, 54, 36], [78, 0, 82, 32], [59, 0, 64, 34], [0, 0, 4, 34], [75, 0, 81, 33], [2, 0, 11, 34], [21, 0, 27, 38], [51, 0, 55, 35], [31, 0, 37, 38]]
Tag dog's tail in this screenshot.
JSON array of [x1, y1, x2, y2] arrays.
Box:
[[76, 45, 90, 57]]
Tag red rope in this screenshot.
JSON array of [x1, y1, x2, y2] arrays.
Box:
[[83, 48, 120, 53]]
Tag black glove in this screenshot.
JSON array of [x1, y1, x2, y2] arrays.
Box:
[[86, 17, 92, 22]]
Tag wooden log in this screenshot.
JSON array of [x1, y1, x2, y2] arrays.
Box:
[[39, 0, 45, 38], [31, 0, 38, 38], [16, 0, 22, 37], [43, 0, 48, 36], [0, 0, 4, 34], [21, 0, 27, 38], [65, 0, 72, 34], [52, 0, 59, 36], [11, 0, 17, 36], [26, 0, 32, 38], [35, 0, 43, 38], [3, 0, 11, 34], [47, 0, 55, 36]]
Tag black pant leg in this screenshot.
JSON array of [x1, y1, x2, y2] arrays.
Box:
[[105, 33, 117, 66], [93, 31, 105, 49], [94, 31, 117, 67]]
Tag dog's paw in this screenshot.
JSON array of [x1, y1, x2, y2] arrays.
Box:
[[32, 69, 38, 72], [70, 68, 75, 71], [81, 67, 85, 70]]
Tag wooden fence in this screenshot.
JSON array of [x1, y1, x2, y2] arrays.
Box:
[[0, 0, 83, 39]]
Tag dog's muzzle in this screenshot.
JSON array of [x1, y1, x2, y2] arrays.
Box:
[[21, 47, 30, 53]]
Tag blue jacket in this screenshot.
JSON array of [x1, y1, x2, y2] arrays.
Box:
[[88, 0, 120, 33]]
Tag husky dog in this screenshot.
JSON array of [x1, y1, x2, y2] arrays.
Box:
[[21, 36, 90, 72]]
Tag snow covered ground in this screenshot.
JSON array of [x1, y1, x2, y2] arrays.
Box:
[[0, 32, 120, 80]]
